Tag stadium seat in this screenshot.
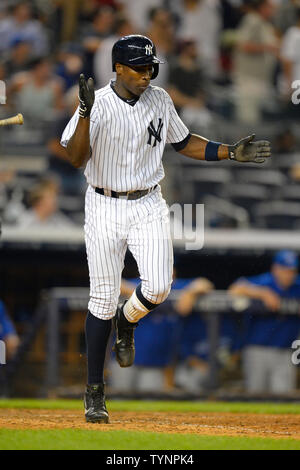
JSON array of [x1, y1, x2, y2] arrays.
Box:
[[203, 194, 250, 228], [181, 167, 232, 202], [280, 184, 300, 203], [220, 183, 269, 210], [253, 201, 300, 229], [232, 169, 286, 188]]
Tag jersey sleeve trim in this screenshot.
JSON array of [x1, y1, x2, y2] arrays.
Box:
[[171, 133, 192, 152]]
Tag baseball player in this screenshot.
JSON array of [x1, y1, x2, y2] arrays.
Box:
[[60, 35, 271, 423]]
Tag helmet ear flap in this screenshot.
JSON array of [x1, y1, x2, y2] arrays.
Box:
[[151, 64, 159, 80]]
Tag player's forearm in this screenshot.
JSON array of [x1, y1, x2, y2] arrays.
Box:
[[238, 42, 269, 54], [175, 291, 197, 316], [5, 334, 20, 359], [229, 283, 267, 300], [66, 117, 91, 168], [179, 134, 230, 161]]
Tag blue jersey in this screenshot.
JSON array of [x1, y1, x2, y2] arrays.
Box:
[[239, 272, 300, 348], [178, 313, 240, 362], [0, 301, 16, 340]]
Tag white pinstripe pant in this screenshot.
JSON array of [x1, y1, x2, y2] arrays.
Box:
[[84, 184, 173, 319]]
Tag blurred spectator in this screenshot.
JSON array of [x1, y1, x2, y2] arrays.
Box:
[[46, 0, 79, 44], [4, 37, 33, 77], [79, 0, 109, 26], [94, 15, 134, 87], [16, 176, 75, 228], [280, 8, 300, 100], [289, 167, 300, 183], [47, 85, 86, 195], [0, 3, 8, 20], [290, 164, 300, 183], [273, 0, 300, 35], [118, 0, 163, 32], [229, 250, 300, 394], [0, 300, 19, 361], [50, 0, 118, 45], [0, 1, 49, 57], [55, 42, 84, 91], [220, 0, 243, 30], [232, 0, 279, 124], [81, 6, 116, 78], [174, 278, 240, 392], [176, 0, 222, 79], [0, 61, 7, 83], [173, 277, 213, 392], [59, 0, 96, 43], [1, 171, 24, 225], [167, 39, 212, 131], [9, 57, 64, 124], [81, 5, 116, 53], [146, 7, 176, 88], [274, 128, 296, 154], [0, 170, 15, 212]]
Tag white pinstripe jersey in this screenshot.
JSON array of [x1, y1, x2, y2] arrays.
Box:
[[61, 81, 189, 192]]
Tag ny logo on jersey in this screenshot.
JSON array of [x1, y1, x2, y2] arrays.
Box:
[[145, 45, 153, 56], [147, 119, 163, 147]]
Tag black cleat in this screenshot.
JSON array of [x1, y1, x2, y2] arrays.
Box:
[[112, 301, 138, 368], [84, 383, 109, 423]]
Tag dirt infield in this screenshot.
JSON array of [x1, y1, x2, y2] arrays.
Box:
[[1, 408, 300, 439]]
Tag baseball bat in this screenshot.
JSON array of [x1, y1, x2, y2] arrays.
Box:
[[0, 113, 24, 126]]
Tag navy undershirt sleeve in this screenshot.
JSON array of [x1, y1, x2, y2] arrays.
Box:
[[171, 133, 192, 152]]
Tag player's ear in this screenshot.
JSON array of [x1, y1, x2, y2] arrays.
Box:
[[115, 63, 123, 75]]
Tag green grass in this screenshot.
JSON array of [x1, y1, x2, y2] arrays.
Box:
[[1, 399, 300, 449], [1, 399, 300, 415], [0, 429, 300, 450]]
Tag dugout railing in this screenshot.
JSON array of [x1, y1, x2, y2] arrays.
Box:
[[34, 287, 300, 397]]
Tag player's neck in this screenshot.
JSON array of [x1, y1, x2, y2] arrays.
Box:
[[113, 80, 138, 100]]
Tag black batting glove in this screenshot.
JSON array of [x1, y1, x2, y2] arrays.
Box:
[[228, 134, 271, 164], [78, 73, 95, 119]]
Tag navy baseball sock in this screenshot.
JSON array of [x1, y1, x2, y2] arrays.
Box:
[[85, 311, 112, 385]]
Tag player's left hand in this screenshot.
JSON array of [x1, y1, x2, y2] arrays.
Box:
[[229, 134, 271, 164]]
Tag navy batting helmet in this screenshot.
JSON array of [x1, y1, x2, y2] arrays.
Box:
[[112, 35, 164, 80]]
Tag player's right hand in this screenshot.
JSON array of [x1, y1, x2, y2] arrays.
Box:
[[78, 73, 95, 119]]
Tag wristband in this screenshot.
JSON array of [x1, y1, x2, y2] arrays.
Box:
[[205, 141, 221, 161], [79, 98, 89, 119]]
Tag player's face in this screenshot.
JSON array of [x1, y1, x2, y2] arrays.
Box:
[[272, 265, 297, 289], [116, 63, 153, 97]]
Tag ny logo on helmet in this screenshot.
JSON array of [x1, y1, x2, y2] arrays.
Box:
[[145, 45, 153, 56]]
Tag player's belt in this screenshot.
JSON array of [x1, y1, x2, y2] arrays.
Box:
[[94, 185, 157, 200]]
